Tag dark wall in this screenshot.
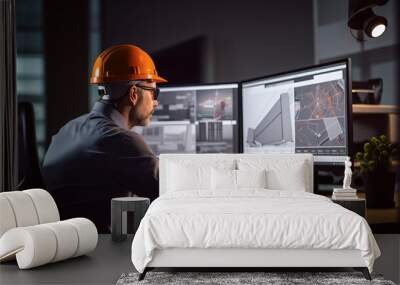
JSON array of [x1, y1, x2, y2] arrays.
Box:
[[103, 0, 315, 84], [44, 0, 89, 144], [316, 0, 399, 105]]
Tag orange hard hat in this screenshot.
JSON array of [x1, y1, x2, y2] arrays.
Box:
[[90, 44, 167, 84]]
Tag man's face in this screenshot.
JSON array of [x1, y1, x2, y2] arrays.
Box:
[[129, 81, 158, 127]]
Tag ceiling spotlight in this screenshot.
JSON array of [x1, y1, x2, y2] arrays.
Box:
[[366, 18, 387, 37], [348, 0, 389, 41]]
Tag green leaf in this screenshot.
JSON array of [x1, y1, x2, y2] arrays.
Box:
[[355, 152, 363, 161], [364, 143, 371, 153], [368, 160, 376, 171], [361, 161, 368, 171], [379, 135, 388, 143], [370, 137, 379, 145]]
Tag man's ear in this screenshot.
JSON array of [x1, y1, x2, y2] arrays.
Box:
[[128, 85, 138, 106]]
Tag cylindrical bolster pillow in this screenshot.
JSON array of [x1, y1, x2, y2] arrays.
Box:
[[0, 218, 98, 269], [0, 196, 17, 237], [0, 189, 60, 239], [42, 222, 79, 263], [0, 191, 39, 228], [0, 226, 57, 268], [64, 218, 98, 257], [24, 189, 60, 224]]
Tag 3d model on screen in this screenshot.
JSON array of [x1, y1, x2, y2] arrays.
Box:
[[242, 61, 349, 163], [246, 92, 293, 146], [295, 80, 345, 147]]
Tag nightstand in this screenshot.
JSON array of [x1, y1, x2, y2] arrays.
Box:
[[111, 197, 150, 242], [331, 197, 366, 218]]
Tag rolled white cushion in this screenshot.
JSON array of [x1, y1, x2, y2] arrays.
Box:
[[0, 196, 17, 237], [42, 222, 79, 262], [0, 226, 57, 269], [64, 218, 98, 257], [24, 189, 60, 224], [0, 218, 98, 269], [0, 189, 60, 239], [1, 191, 39, 227]]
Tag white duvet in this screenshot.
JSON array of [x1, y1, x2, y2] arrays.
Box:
[[131, 190, 380, 273]]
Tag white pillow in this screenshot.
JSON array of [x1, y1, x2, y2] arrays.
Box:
[[166, 159, 235, 192], [236, 169, 267, 189], [167, 163, 211, 191], [211, 169, 268, 191], [237, 158, 307, 191], [266, 161, 306, 191], [211, 168, 236, 190]]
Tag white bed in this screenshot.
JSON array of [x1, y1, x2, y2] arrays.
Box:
[[131, 154, 380, 280]]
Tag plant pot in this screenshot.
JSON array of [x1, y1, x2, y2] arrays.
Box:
[[362, 170, 396, 208]]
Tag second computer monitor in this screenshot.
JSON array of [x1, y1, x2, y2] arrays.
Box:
[[137, 83, 239, 155], [241, 59, 351, 164]]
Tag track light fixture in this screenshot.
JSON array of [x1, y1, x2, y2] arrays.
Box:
[[347, 0, 389, 41]]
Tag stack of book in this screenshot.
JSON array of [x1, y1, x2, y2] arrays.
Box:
[[332, 188, 358, 200]]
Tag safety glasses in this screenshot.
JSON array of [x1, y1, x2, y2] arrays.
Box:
[[136, 85, 160, 101]]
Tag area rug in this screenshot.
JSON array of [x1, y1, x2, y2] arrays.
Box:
[[116, 271, 396, 285]]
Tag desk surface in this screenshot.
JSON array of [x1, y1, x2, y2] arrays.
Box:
[[0, 234, 133, 285]]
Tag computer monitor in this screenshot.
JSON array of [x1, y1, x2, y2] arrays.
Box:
[[240, 59, 352, 164], [136, 83, 239, 155]]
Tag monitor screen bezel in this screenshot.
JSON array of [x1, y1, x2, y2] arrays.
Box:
[[159, 82, 239, 90], [238, 58, 353, 165]]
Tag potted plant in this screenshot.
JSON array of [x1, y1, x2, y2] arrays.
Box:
[[354, 135, 398, 208]]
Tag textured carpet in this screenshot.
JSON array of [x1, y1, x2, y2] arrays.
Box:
[[116, 271, 396, 285]]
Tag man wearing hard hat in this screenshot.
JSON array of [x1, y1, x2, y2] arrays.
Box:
[[42, 45, 167, 232]]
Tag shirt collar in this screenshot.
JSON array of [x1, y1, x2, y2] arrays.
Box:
[[92, 101, 129, 130]]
